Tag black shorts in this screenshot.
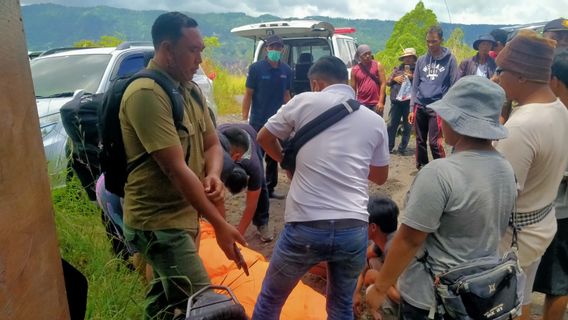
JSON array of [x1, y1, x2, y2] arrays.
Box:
[[533, 217, 568, 295]]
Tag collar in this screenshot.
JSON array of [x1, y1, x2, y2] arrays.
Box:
[[147, 59, 181, 88], [321, 83, 356, 98]]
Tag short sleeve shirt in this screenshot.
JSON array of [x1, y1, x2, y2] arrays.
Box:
[[397, 151, 516, 310], [119, 60, 215, 231], [246, 59, 292, 130]]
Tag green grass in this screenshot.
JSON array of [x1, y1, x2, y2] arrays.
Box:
[[202, 59, 246, 116], [53, 178, 145, 319]]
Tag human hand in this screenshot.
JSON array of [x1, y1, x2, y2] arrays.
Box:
[[394, 75, 404, 84], [353, 293, 363, 318], [284, 169, 293, 181], [365, 284, 387, 320], [376, 103, 385, 115], [408, 112, 415, 125], [203, 175, 225, 203], [215, 222, 248, 262]]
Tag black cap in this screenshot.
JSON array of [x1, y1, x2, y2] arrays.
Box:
[[265, 34, 284, 47], [544, 18, 568, 32]]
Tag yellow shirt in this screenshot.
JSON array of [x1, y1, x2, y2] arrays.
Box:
[[119, 60, 215, 230]]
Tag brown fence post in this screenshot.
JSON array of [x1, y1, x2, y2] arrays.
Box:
[[0, 1, 70, 319]]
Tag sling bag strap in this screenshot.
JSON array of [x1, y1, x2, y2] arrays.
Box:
[[359, 62, 381, 85], [287, 99, 361, 154]]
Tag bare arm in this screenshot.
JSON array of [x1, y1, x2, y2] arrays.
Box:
[[283, 90, 291, 104], [257, 127, 283, 163], [237, 188, 261, 235], [350, 68, 357, 91], [368, 165, 388, 185], [365, 224, 429, 318], [203, 130, 224, 193], [152, 145, 246, 260], [376, 62, 387, 109], [242, 88, 254, 121]]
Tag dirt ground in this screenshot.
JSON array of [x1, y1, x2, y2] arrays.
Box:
[[217, 113, 555, 319]]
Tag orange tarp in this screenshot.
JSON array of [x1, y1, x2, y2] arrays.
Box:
[[198, 222, 327, 319]]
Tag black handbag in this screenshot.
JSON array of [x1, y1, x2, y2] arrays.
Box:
[[280, 99, 360, 173]]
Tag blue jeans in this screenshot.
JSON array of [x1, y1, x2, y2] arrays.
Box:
[[387, 99, 411, 152], [252, 221, 368, 320]]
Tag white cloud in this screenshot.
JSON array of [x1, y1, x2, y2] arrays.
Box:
[[20, 0, 566, 25]]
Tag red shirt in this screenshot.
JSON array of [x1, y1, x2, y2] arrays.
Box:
[[352, 60, 380, 106]]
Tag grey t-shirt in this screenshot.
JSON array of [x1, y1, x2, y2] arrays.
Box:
[[397, 150, 516, 310]]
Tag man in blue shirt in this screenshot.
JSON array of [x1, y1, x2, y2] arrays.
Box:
[[241, 34, 292, 199]]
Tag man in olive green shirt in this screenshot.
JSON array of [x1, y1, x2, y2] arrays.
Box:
[[120, 12, 246, 319]]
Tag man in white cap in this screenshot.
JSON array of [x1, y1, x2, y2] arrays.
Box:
[[387, 47, 417, 155]]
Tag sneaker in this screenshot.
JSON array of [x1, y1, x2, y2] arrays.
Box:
[[268, 191, 285, 200], [257, 224, 274, 242]]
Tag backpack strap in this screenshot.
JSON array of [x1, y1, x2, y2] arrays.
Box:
[[124, 69, 189, 173], [286, 99, 361, 156]]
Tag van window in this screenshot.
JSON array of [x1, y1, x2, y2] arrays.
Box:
[[336, 38, 352, 67], [345, 39, 357, 66]]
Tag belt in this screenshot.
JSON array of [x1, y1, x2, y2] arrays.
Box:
[[292, 219, 367, 230], [512, 203, 554, 229]]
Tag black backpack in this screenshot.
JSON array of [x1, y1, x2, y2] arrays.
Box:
[[60, 92, 104, 200], [98, 69, 185, 197]]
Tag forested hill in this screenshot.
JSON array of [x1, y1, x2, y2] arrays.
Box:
[[21, 3, 506, 67]]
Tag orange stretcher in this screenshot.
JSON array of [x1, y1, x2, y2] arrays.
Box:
[[198, 222, 327, 319]]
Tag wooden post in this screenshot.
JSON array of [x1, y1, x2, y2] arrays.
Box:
[[0, 1, 70, 319]]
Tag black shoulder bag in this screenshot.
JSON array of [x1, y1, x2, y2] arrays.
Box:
[[418, 211, 524, 320], [280, 99, 361, 173]]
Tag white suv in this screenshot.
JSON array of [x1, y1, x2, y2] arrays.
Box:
[[231, 20, 358, 94], [30, 43, 218, 187]]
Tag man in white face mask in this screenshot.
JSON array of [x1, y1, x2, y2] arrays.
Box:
[[241, 34, 292, 240]]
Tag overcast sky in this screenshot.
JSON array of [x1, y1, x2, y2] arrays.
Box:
[[20, 0, 565, 25]]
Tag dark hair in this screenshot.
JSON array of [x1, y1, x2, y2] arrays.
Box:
[[224, 165, 248, 194], [368, 196, 399, 234], [222, 127, 249, 151], [308, 56, 348, 84], [151, 12, 198, 50], [490, 28, 509, 45], [552, 52, 568, 87], [427, 25, 444, 40]]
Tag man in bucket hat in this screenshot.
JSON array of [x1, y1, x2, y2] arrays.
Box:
[[458, 34, 497, 79], [366, 76, 517, 319], [494, 29, 568, 320]]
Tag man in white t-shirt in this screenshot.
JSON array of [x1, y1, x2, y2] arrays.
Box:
[[494, 30, 568, 320], [253, 56, 389, 320]]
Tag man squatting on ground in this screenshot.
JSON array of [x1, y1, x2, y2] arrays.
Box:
[[119, 12, 246, 319], [255, 55, 389, 320]]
